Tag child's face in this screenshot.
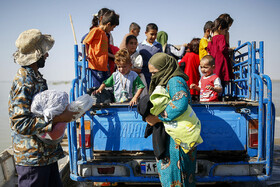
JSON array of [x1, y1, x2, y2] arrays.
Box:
[[200, 60, 215, 77], [105, 23, 116, 33], [132, 28, 140, 36], [117, 63, 132, 75], [126, 38, 138, 54], [145, 29, 157, 44]]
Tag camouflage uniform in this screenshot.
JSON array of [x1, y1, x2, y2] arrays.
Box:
[[8, 67, 64, 166]]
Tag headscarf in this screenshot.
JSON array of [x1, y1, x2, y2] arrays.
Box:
[[149, 53, 189, 95], [157, 31, 168, 50]]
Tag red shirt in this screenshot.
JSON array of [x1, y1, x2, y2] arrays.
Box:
[[207, 35, 233, 81], [179, 52, 200, 95], [200, 74, 219, 102]]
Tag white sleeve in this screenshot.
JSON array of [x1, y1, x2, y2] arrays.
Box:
[[198, 80, 201, 88], [133, 54, 143, 69], [170, 45, 185, 57], [214, 77, 222, 88]]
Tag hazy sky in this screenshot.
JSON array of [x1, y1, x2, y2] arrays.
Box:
[[1, 0, 280, 81]]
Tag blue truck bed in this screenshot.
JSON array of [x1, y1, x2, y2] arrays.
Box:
[[67, 41, 275, 183]]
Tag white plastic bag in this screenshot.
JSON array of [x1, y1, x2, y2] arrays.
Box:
[[31, 90, 69, 144], [68, 94, 94, 121], [31, 90, 69, 122]]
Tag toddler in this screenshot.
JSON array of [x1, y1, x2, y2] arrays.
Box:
[[126, 35, 148, 97], [190, 55, 222, 102], [119, 22, 141, 49], [138, 23, 162, 87], [94, 49, 145, 106], [199, 21, 213, 60]]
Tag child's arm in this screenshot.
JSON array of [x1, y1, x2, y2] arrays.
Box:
[[205, 85, 222, 93], [129, 88, 144, 106], [93, 83, 106, 95], [205, 77, 222, 93], [190, 83, 201, 91]]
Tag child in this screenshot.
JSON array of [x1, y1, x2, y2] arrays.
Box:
[[126, 35, 148, 97], [94, 49, 145, 106], [81, 8, 110, 43], [156, 31, 187, 61], [199, 21, 213, 60], [178, 38, 201, 102], [83, 10, 119, 88], [138, 23, 162, 87], [190, 55, 222, 102], [207, 18, 234, 87], [218, 13, 234, 47], [119, 22, 141, 49]]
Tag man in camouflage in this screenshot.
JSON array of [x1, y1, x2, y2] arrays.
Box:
[[9, 29, 76, 187]]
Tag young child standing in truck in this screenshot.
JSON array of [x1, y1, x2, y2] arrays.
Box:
[[94, 49, 145, 106], [83, 10, 119, 88], [190, 55, 222, 102], [199, 21, 213, 60], [138, 23, 162, 87], [126, 35, 148, 98], [119, 22, 141, 49], [207, 18, 233, 88]]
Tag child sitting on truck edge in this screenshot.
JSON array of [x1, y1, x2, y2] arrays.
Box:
[[83, 10, 119, 88], [190, 55, 222, 102], [93, 48, 145, 106]]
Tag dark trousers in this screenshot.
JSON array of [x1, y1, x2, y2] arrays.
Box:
[[90, 69, 109, 88], [16, 162, 62, 187]]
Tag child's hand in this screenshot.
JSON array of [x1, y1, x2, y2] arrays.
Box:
[[93, 89, 102, 95], [129, 97, 137, 106], [190, 84, 197, 89], [205, 85, 214, 90]]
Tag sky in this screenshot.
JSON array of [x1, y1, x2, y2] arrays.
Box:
[[0, 0, 280, 82]]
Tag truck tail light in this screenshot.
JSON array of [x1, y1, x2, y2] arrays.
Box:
[[97, 167, 115, 174], [79, 120, 91, 148], [249, 119, 258, 148]]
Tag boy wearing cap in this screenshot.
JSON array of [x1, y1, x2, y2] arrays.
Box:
[[10, 29, 77, 186]]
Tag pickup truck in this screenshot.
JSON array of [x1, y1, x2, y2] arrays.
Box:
[[67, 40, 275, 184]]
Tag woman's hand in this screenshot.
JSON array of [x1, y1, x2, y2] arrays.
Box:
[[53, 108, 79, 124], [145, 114, 161, 126]]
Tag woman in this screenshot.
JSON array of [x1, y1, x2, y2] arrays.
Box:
[[146, 53, 202, 186]]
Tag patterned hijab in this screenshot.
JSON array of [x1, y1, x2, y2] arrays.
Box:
[[149, 53, 189, 95]]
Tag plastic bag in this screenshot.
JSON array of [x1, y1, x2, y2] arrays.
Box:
[[67, 94, 94, 121], [31, 90, 69, 144], [31, 90, 69, 122]]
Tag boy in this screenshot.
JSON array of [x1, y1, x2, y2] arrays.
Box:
[[138, 23, 162, 87], [83, 10, 119, 88], [119, 22, 141, 49], [199, 21, 213, 60], [94, 49, 145, 106], [190, 55, 222, 102]]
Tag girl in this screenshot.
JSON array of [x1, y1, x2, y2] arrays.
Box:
[[179, 38, 201, 102], [126, 35, 148, 97], [207, 18, 234, 88]]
